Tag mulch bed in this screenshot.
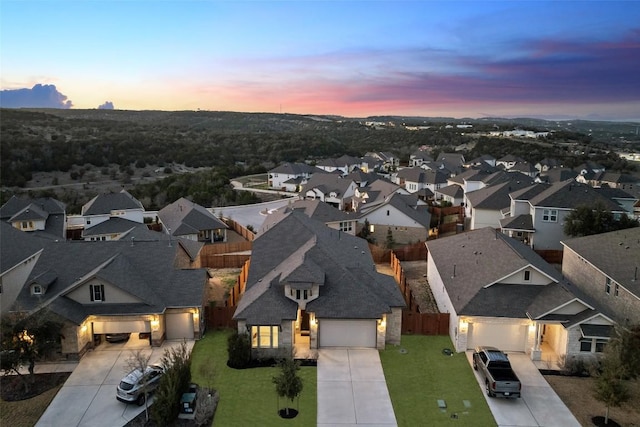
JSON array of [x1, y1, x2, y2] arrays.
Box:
[[1, 372, 70, 401]]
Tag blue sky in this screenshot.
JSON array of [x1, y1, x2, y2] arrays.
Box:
[[1, 1, 639, 119]]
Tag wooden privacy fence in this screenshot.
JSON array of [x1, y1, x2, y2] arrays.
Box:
[[402, 312, 449, 335], [224, 218, 256, 241], [225, 260, 250, 307], [205, 305, 237, 329], [535, 249, 563, 265], [199, 241, 252, 268]]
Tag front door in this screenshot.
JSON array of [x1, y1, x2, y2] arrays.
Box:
[[300, 310, 310, 335]]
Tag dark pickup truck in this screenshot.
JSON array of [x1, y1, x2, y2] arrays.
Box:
[[473, 346, 521, 398]]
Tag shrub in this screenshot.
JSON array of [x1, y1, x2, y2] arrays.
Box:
[[227, 331, 251, 369], [150, 342, 192, 426]]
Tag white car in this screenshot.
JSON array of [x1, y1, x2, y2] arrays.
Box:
[[116, 364, 164, 405]]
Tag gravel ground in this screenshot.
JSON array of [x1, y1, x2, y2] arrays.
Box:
[[377, 260, 439, 313]]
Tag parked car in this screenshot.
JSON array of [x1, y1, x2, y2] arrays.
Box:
[[473, 346, 521, 398], [116, 364, 164, 405], [105, 333, 131, 343]]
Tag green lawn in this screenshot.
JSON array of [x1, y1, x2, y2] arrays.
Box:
[[380, 335, 496, 427], [191, 332, 494, 427], [190, 330, 316, 426]]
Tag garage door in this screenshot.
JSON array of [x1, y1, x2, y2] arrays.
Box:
[[93, 320, 150, 334], [319, 319, 377, 348], [165, 313, 194, 340], [466, 322, 527, 352]]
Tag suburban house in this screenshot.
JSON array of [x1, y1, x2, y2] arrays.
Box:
[[0, 222, 46, 313], [1, 195, 67, 239], [536, 168, 578, 184], [260, 199, 358, 236], [465, 154, 496, 168], [500, 181, 629, 250], [357, 193, 431, 244], [575, 162, 606, 177], [158, 197, 229, 243], [436, 152, 466, 174], [535, 158, 563, 173], [365, 151, 400, 171], [496, 154, 525, 170], [394, 167, 448, 194], [10, 237, 207, 359], [233, 211, 405, 359], [465, 173, 535, 230], [80, 190, 146, 230], [350, 178, 407, 212], [81, 218, 163, 242], [316, 155, 362, 175], [300, 173, 358, 210], [434, 184, 464, 207], [426, 227, 616, 361], [577, 171, 638, 191], [509, 161, 538, 178], [409, 150, 434, 167], [561, 228, 640, 326], [268, 162, 320, 191]]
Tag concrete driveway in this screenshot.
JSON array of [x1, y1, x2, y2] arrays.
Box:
[[36, 337, 194, 427], [467, 352, 580, 427], [317, 348, 397, 426]]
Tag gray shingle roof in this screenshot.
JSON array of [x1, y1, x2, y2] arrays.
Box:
[[259, 200, 354, 233], [467, 176, 535, 210], [360, 193, 431, 228], [1, 196, 67, 238], [436, 184, 464, 199], [234, 211, 405, 324], [13, 239, 206, 323], [529, 181, 623, 211], [158, 197, 228, 237], [269, 162, 319, 175], [301, 174, 355, 197], [82, 217, 144, 237], [561, 227, 640, 298], [82, 190, 144, 215], [426, 228, 563, 317], [500, 214, 534, 231], [0, 222, 46, 274]]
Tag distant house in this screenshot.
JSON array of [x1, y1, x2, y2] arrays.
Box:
[[365, 152, 400, 171], [268, 162, 319, 191], [316, 155, 362, 175], [496, 154, 525, 170], [158, 197, 228, 243], [358, 193, 431, 244], [350, 178, 406, 212], [233, 211, 405, 359], [427, 227, 615, 360], [394, 167, 448, 194], [81, 217, 161, 242], [465, 154, 496, 168], [579, 171, 638, 191], [0, 195, 67, 239], [500, 181, 628, 250], [536, 168, 578, 184], [509, 161, 538, 178], [409, 150, 434, 167], [535, 158, 562, 173], [260, 199, 358, 236], [81, 190, 145, 230], [300, 174, 357, 211], [434, 184, 464, 207]]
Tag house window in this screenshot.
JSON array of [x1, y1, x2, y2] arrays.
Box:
[[605, 277, 611, 295], [524, 271, 531, 281], [386, 210, 390, 216], [580, 338, 608, 353], [296, 289, 301, 300], [542, 209, 558, 222], [614, 283, 619, 297], [340, 221, 352, 232], [90, 284, 105, 302], [32, 285, 42, 295], [303, 290, 308, 300], [251, 326, 279, 348]]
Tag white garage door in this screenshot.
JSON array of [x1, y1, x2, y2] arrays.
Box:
[[319, 319, 377, 348], [467, 322, 527, 352], [165, 313, 194, 340], [93, 320, 150, 334]]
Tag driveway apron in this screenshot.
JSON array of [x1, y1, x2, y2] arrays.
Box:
[[467, 352, 580, 427], [318, 348, 397, 426], [36, 339, 194, 427]]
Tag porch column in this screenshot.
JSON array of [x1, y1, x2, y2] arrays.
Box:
[[530, 322, 542, 361]]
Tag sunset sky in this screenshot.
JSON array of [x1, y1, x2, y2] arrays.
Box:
[[1, 1, 639, 120]]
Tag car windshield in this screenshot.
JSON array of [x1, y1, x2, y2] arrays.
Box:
[[119, 380, 135, 391]]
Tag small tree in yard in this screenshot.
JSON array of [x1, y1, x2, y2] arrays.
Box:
[[592, 326, 637, 425], [227, 331, 251, 368], [272, 358, 303, 417], [0, 309, 62, 394], [125, 350, 152, 420], [151, 341, 192, 427], [385, 228, 395, 249]]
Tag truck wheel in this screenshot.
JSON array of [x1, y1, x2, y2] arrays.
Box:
[[485, 382, 494, 397], [473, 359, 478, 371]]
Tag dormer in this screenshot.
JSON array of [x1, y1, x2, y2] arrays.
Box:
[[281, 257, 325, 309], [29, 269, 58, 296]]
